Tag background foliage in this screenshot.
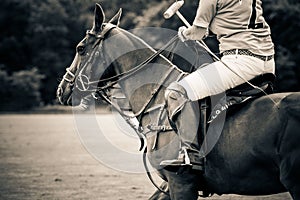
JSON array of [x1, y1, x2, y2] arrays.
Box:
[[0, 0, 299, 110]]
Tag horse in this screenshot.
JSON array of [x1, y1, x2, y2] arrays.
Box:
[[57, 4, 300, 200]]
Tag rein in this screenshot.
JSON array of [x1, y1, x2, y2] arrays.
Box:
[[96, 34, 181, 90], [64, 23, 182, 99], [94, 33, 184, 119], [92, 30, 182, 197]]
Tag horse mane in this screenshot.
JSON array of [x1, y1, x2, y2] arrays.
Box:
[[116, 27, 183, 71]]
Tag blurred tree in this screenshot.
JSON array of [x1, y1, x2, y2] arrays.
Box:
[[263, 0, 300, 91], [27, 0, 95, 104], [0, 67, 44, 111], [0, 0, 32, 72], [274, 46, 298, 91]]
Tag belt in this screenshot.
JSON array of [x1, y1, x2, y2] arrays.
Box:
[[222, 49, 274, 61]]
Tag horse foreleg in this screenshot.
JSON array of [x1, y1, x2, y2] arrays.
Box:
[[288, 185, 300, 200], [148, 181, 171, 200], [280, 153, 300, 200], [279, 117, 300, 200], [165, 169, 200, 200]]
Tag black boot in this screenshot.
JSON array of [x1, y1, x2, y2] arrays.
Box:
[[160, 82, 204, 171]]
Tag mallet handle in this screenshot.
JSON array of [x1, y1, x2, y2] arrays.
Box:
[[175, 11, 191, 27]]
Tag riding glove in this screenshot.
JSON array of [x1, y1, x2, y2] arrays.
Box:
[[178, 25, 208, 42]]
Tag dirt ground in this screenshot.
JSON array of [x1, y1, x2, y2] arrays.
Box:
[[0, 114, 292, 200]]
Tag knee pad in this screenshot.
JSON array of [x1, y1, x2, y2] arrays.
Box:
[[165, 82, 189, 121]]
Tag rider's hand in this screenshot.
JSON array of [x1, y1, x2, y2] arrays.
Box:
[[178, 25, 207, 42], [178, 26, 188, 42]]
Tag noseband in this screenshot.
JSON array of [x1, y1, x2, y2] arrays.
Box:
[[62, 68, 76, 85]]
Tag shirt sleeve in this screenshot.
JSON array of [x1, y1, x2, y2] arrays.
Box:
[[193, 0, 218, 28]]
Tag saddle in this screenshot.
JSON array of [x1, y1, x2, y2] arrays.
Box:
[[226, 73, 275, 96], [200, 73, 275, 136]]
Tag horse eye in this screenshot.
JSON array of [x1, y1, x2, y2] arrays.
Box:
[[77, 46, 85, 55]]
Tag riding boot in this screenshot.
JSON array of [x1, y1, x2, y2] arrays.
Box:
[[160, 82, 204, 171]]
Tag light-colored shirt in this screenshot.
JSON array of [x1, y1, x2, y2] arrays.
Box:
[[193, 0, 275, 56]]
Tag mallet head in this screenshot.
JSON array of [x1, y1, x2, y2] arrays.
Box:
[[164, 1, 185, 19]]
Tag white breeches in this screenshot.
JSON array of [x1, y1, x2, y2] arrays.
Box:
[[178, 55, 275, 101]]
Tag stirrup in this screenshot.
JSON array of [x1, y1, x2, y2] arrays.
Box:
[[160, 148, 204, 171]]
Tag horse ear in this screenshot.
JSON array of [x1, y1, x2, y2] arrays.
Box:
[[108, 8, 122, 26], [93, 3, 105, 32]]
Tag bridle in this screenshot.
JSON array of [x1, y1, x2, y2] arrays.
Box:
[[59, 21, 183, 125], [60, 23, 118, 93], [62, 67, 76, 86], [62, 23, 184, 118], [93, 33, 184, 119]]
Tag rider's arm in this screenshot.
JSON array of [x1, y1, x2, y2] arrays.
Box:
[[193, 0, 217, 28], [181, 0, 217, 41], [182, 25, 207, 41]]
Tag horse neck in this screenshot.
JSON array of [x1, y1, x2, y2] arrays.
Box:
[[110, 29, 185, 117]]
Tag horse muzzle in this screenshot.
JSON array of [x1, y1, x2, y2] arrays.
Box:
[[57, 85, 83, 106], [56, 84, 72, 105], [57, 86, 69, 105]]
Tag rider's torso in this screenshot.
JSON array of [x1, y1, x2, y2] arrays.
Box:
[[193, 0, 274, 55]]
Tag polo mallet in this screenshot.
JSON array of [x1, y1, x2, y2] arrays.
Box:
[[164, 1, 189, 27]]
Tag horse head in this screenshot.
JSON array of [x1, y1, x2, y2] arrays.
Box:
[[57, 3, 127, 106], [57, 3, 206, 107]]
